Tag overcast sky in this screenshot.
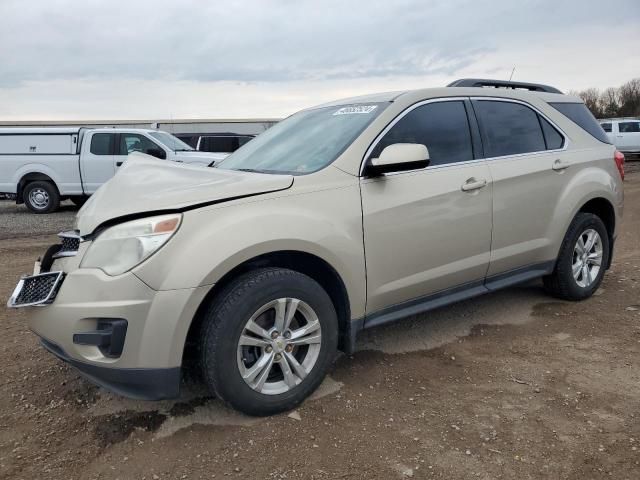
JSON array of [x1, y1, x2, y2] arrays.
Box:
[[0, 0, 638, 120]]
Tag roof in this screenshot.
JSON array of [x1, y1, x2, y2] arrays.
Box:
[[310, 86, 580, 111]]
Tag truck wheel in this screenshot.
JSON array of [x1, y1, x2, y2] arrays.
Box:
[[543, 213, 609, 300], [199, 268, 338, 416], [23, 181, 60, 214]]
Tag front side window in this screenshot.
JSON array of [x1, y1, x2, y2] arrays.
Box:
[[600, 122, 612, 133], [89, 133, 114, 155], [474, 100, 546, 157], [619, 121, 640, 133], [119, 134, 161, 155], [218, 103, 387, 174], [370, 101, 474, 166]]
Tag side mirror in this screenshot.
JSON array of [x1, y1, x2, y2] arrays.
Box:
[[146, 148, 167, 160], [366, 143, 430, 176]]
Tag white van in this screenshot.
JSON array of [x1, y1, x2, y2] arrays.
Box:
[[0, 128, 226, 213], [600, 118, 640, 155]]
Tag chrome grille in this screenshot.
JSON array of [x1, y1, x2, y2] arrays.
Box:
[[55, 230, 82, 258], [8, 272, 64, 308]]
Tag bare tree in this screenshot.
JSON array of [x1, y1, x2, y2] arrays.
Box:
[[578, 88, 603, 118], [572, 78, 640, 119], [618, 78, 640, 117], [599, 88, 620, 118]]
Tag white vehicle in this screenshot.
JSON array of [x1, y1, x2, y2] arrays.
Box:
[[0, 128, 226, 213], [600, 118, 640, 155]]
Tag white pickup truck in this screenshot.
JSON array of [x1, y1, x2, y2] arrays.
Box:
[[0, 127, 226, 213]]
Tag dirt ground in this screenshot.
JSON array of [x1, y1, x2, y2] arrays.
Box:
[[1, 165, 639, 480]]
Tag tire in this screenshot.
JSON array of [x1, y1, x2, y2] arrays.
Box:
[[199, 268, 338, 416], [70, 196, 87, 207], [23, 181, 60, 214], [543, 213, 609, 301]]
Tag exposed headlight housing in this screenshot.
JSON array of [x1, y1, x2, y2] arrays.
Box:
[[81, 214, 182, 276]]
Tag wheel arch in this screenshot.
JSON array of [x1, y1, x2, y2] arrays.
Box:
[[182, 250, 353, 370], [578, 197, 616, 268], [16, 171, 59, 204]]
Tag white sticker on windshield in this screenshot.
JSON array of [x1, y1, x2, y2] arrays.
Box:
[[333, 105, 378, 115]]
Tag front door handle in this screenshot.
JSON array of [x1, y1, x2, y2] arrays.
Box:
[[116, 161, 123, 167], [552, 158, 570, 171], [461, 178, 487, 192]]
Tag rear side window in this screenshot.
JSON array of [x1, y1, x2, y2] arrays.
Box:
[[200, 136, 254, 153], [549, 102, 611, 144], [370, 101, 474, 166], [539, 116, 565, 150], [619, 122, 640, 133], [473, 100, 546, 157], [600, 122, 612, 133], [90, 133, 114, 155]]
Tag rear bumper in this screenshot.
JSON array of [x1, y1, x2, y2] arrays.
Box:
[[40, 338, 181, 400]]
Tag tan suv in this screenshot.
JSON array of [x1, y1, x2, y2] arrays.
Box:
[[8, 79, 625, 415]]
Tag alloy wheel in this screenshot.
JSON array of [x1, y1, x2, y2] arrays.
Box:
[[237, 298, 322, 395], [572, 228, 603, 288]]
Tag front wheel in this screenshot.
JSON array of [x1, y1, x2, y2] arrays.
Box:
[[543, 213, 609, 300], [199, 268, 338, 416]]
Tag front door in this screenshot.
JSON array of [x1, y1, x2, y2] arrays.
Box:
[[361, 99, 493, 317]]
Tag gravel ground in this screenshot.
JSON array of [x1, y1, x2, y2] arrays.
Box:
[[1, 169, 639, 479], [0, 201, 76, 240]]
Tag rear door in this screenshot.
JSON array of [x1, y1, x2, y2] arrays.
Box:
[[617, 121, 640, 152], [80, 132, 117, 193], [361, 99, 493, 317], [472, 98, 569, 277]]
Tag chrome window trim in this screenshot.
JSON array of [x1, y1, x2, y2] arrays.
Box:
[[7, 271, 65, 308], [359, 96, 570, 177]]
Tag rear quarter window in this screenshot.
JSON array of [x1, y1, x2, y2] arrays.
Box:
[[549, 102, 611, 144]]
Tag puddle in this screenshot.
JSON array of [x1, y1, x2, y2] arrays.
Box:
[[90, 376, 344, 442], [357, 284, 547, 354]]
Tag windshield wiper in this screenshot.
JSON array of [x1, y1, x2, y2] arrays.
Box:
[[236, 168, 266, 173], [174, 148, 194, 152]]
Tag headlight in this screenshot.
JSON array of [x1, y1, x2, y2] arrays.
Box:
[[81, 214, 182, 276]]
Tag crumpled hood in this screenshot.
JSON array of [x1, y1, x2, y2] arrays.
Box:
[[76, 152, 293, 235]]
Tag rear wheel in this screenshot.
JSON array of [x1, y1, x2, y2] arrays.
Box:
[[23, 181, 60, 214], [543, 213, 609, 300], [198, 268, 338, 416]]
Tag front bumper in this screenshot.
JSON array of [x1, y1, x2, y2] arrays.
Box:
[[14, 252, 211, 400], [41, 338, 181, 400]]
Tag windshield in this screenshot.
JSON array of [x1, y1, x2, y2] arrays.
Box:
[[149, 131, 194, 151], [218, 103, 388, 174]]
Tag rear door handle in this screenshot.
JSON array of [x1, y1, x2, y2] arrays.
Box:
[[116, 161, 123, 167], [552, 159, 570, 171], [461, 178, 487, 192]]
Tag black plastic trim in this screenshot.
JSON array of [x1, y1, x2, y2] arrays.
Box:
[[40, 338, 181, 400], [359, 261, 555, 331], [73, 319, 128, 358]]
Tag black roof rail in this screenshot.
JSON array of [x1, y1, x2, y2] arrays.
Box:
[[447, 78, 563, 94]]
